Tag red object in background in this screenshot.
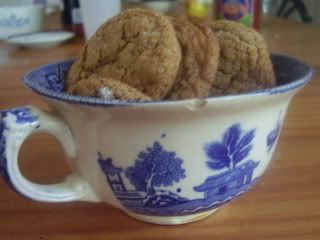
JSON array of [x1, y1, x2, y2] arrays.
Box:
[[253, 0, 261, 30], [215, 0, 261, 31], [61, 0, 84, 37]]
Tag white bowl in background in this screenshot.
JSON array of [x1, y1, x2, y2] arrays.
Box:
[[0, 5, 45, 40], [6, 31, 75, 48], [143, 1, 174, 13]]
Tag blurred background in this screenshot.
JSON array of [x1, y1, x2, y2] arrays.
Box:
[[1, 0, 319, 25], [261, 0, 319, 24], [0, 0, 319, 47]]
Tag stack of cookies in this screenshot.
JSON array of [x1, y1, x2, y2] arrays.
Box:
[[67, 8, 275, 101]]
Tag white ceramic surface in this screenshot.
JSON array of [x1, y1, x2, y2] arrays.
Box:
[[144, 1, 174, 13], [0, 5, 45, 40], [79, 0, 121, 40], [0, 54, 314, 225], [6, 31, 75, 48]]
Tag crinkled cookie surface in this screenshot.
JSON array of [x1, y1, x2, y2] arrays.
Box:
[[67, 8, 181, 100], [167, 16, 219, 100], [206, 20, 275, 96]]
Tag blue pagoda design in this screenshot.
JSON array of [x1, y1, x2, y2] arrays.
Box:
[[98, 154, 145, 206], [98, 156, 125, 192], [98, 125, 261, 216], [194, 160, 259, 199]]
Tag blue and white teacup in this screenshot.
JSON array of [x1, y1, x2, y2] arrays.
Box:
[[0, 4, 45, 40], [0, 54, 313, 225]]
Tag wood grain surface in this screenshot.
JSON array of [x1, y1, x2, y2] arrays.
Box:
[[0, 13, 320, 240]]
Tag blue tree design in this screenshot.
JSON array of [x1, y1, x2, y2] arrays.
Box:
[[125, 141, 186, 195], [204, 124, 255, 170]]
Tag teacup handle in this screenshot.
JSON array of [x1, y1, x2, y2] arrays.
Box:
[[0, 106, 99, 202]]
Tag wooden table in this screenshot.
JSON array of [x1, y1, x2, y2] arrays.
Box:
[[0, 15, 320, 240]]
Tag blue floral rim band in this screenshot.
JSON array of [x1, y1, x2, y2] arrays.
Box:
[[23, 53, 314, 107]]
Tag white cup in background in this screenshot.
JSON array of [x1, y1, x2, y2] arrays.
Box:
[[0, 4, 45, 40], [79, 0, 121, 40]]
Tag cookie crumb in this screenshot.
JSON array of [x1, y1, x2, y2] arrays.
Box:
[[99, 87, 114, 99], [68, 76, 153, 101]]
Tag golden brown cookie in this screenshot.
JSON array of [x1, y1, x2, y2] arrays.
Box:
[[167, 16, 219, 100], [68, 77, 152, 101], [206, 20, 275, 96], [66, 8, 181, 100]]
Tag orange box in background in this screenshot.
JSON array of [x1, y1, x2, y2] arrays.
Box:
[[215, 0, 261, 30]]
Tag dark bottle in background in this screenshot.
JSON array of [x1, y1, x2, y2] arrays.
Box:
[[61, 0, 84, 36], [215, 0, 261, 30]]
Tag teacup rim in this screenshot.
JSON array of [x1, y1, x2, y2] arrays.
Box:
[[23, 53, 314, 107]]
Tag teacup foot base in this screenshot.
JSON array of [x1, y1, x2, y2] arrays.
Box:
[[124, 208, 219, 225]]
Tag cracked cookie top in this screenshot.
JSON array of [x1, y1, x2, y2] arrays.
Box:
[[167, 16, 219, 100], [66, 8, 182, 100], [207, 20, 275, 96]]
